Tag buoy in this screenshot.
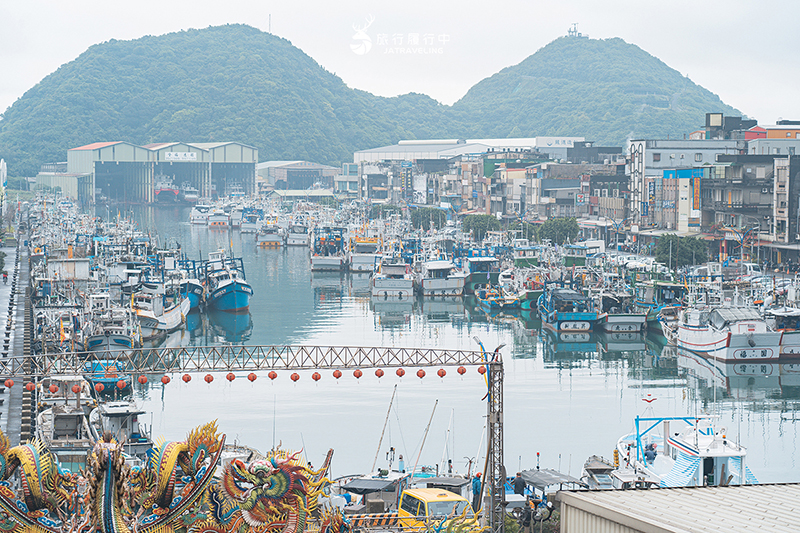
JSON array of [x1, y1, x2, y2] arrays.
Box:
[[226, 373, 235, 382], [457, 366, 467, 375], [478, 366, 486, 375], [333, 369, 342, 379], [268, 371, 278, 380], [182, 374, 192, 383], [417, 369, 426, 379], [94, 383, 104, 393], [353, 369, 363, 379], [375, 369, 384, 378], [137, 375, 147, 385], [312, 372, 321, 382], [396, 368, 405, 377], [161, 375, 171, 385], [247, 373, 257, 382], [290, 373, 300, 382], [437, 368, 446, 378], [204, 374, 213, 383]]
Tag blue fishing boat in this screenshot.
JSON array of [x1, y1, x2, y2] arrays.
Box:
[[83, 359, 132, 393], [202, 250, 253, 312], [537, 281, 598, 333], [476, 285, 520, 311]]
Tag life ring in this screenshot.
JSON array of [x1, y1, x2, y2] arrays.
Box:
[[33, 247, 42, 254]]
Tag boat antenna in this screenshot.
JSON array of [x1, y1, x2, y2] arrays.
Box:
[[411, 399, 438, 480], [372, 384, 398, 471]]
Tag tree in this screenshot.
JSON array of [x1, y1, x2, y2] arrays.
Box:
[[410, 207, 446, 231], [509, 221, 539, 241], [462, 214, 500, 241], [538, 217, 579, 245], [655, 234, 708, 269]]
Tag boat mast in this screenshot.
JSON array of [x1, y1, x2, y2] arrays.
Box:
[[411, 399, 438, 478], [372, 384, 397, 471]]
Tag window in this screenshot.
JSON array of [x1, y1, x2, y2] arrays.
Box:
[[401, 496, 421, 516], [653, 153, 661, 162], [787, 132, 792, 138], [695, 153, 703, 162]]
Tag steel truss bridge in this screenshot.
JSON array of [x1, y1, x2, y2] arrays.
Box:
[[9, 344, 507, 533]]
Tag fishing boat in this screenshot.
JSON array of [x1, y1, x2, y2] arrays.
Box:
[[179, 182, 199, 204], [416, 258, 466, 297], [82, 359, 132, 393], [240, 209, 263, 234], [537, 281, 598, 333], [348, 236, 382, 273], [36, 404, 94, 473], [189, 203, 212, 225], [132, 283, 191, 340], [512, 239, 544, 267], [154, 175, 179, 203], [616, 411, 757, 487], [592, 288, 648, 333], [88, 400, 154, 459], [256, 217, 285, 247], [37, 375, 94, 414], [461, 255, 500, 295], [371, 256, 414, 299], [207, 208, 229, 228], [633, 280, 687, 330], [202, 250, 253, 312], [476, 285, 521, 311], [83, 292, 140, 354], [286, 221, 310, 246], [311, 227, 347, 271]]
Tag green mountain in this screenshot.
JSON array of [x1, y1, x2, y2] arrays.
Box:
[[0, 26, 742, 176], [453, 36, 741, 144]]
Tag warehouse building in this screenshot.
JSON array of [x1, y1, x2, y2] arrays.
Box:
[[59, 141, 257, 204], [557, 483, 800, 532]]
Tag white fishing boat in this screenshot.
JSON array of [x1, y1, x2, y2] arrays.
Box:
[[83, 292, 140, 353], [372, 257, 414, 299], [189, 203, 212, 224], [416, 259, 466, 297], [132, 284, 191, 340], [36, 404, 95, 473], [179, 182, 199, 204], [241, 210, 263, 233], [88, 400, 154, 459], [311, 227, 347, 271], [286, 222, 310, 246], [256, 216, 285, 247], [207, 208, 229, 228], [349, 236, 382, 273]]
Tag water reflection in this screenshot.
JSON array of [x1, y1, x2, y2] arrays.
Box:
[[207, 309, 253, 343]]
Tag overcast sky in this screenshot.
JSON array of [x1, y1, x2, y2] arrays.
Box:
[[1, 0, 798, 126]]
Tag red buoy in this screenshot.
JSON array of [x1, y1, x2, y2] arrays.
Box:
[[457, 366, 467, 375], [161, 375, 171, 385], [95, 383, 104, 393], [353, 369, 363, 379], [49, 384, 59, 393], [248, 373, 257, 382], [182, 374, 192, 383], [25, 382, 35, 392], [375, 369, 385, 378], [204, 374, 213, 383], [226, 373, 235, 382], [333, 369, 342, 379], [396, 368, 405, 377], [437, 368, 446, 378], [72, 384, 81, 394], [138, 375, 147, 385], [312, 372, 321, 382], [417, 369, 426, 379], [269, 371, 278, 380], [117, 380, 126, 389], [290, 373, 300, 382], [4, 379, 13, 389], [478, 366, 487, 375]]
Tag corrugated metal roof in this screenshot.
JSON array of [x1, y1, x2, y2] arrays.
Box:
[[69, 141, 123, 151], [189, 141, 256, 150], [558, 483, 800, 532], [143, 142, 181, 150]]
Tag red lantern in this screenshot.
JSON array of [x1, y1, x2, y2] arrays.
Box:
[[457, 366, 467, 375], [269, 371, 278, 380], [226, 373, 236, 382], [375, 369, 385, 378], [72, 384, 81, 394], [437, 368, 446, 378], [353, 369, 363, 379], [290, 373, 300, 382], [204, 374, 214, 383], [3, 379, 13, 389], [95, 383, 104, 393], [396, 368, 405, 377], [25, 382, 35, 392], [333, 369, 342, 379], [417, 369, 426, 379], [478, 366, 486, 375], [138, 375, 147, 384], [312, 372, 321, 382], [161, 375, 171, 385], [248, 373, 257, 382], [182, 374, 192, 383], [117, 380, 126, 389], [49, 384, 59, 394]]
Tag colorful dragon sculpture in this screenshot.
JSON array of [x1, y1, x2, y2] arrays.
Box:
[[0, 423, 340, 533]]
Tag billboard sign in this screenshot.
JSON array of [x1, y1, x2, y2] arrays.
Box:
[[165, 152, 197, 161]]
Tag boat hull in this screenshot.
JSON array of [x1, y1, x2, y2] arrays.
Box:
[[311, 256, 345, 272], [677, 327, 781, 362], [372, 277, 414, 299], [207, 280, 253, 312], [180, 279, 204, 310], [286, 234, 309, 246], [599, 313, 648, 333], [420, 278, 465, 297]]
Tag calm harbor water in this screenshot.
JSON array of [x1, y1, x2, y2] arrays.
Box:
[[124, 206, 800, 483]]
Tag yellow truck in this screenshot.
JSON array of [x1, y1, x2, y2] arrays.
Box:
[[397, 488, 479, 531]]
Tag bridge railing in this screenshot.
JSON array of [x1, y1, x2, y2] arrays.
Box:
[[4, 345, 492, 377]]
